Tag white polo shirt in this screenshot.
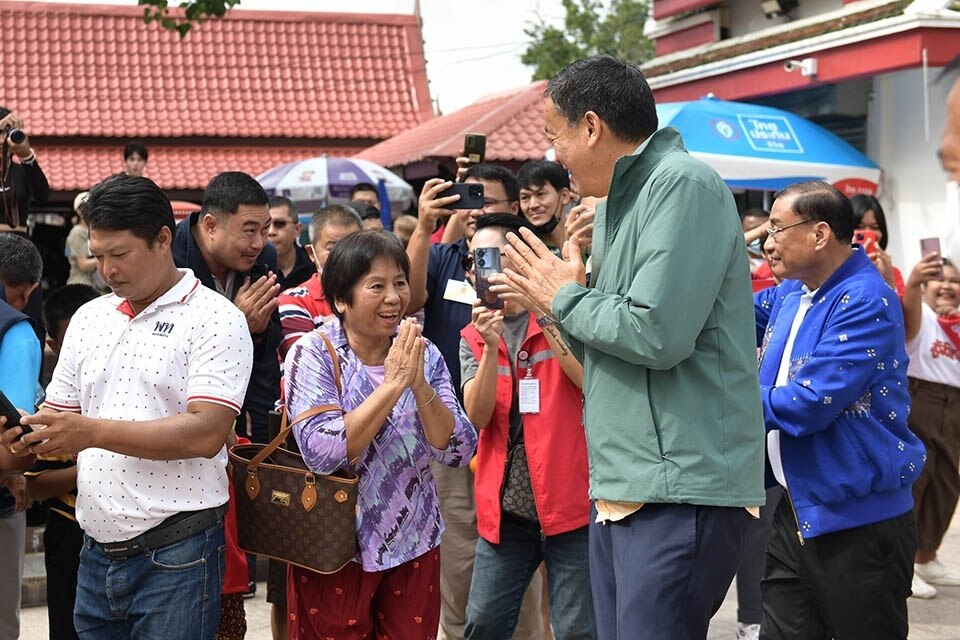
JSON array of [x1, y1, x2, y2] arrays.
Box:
[[44, 269, 253, 543]]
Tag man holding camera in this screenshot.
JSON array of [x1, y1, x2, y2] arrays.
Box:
[[0, 107, 50, 231]]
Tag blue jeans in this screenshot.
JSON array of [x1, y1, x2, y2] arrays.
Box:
[[464, 514, 597, 640], [74, 522, 226, 640]]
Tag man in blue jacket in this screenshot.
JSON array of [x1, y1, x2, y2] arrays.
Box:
[[754, 181, 925, 639]]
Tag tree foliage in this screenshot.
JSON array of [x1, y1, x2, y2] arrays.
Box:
[[138, 0, 240, 38], [521, 0, 654, 80]]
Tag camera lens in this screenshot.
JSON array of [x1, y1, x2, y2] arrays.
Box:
[[477, 257, 486, 268], [7, 128, 25, 145]]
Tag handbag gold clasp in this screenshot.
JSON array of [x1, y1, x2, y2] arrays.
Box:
[[270, 490, 291, 507], [334, 490, 349, 503]]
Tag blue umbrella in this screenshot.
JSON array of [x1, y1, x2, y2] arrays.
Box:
[[657, 96, 881, 194]]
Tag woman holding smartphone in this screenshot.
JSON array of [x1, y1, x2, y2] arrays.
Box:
[[902, 251, 960, 599], [851, 194, 905, 295]]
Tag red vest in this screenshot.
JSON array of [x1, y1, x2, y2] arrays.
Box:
[[462, 314, 590, 543]]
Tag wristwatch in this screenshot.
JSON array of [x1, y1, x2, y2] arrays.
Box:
[[536, 314, 558, 328]]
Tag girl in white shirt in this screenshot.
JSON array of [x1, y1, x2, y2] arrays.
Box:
[[903, 254, 960, 599]]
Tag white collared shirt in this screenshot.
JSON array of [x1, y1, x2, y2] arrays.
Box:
[[44, 269, 253, 542], [768, 287, 817, 487]]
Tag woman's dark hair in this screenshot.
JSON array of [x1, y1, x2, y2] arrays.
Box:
[[850, 194, 890, 250], [83, 174, 175, 247], [322, 230, 410, 319], [774, 181, 855, 244]]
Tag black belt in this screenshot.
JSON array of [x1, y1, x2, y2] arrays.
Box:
[[97, 504, 228, 560]]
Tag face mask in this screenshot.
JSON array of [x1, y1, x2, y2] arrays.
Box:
[[529, 197, 564, 236], [533, 216, 560, 235], [748, 238, 763, 252]]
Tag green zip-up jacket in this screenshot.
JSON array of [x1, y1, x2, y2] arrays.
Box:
[[552, 127, 765, 506]]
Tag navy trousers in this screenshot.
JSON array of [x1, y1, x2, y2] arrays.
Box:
[[589, 502, 751, 640]]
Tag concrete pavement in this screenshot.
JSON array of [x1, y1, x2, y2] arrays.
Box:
[[19, 512, 960, 639]]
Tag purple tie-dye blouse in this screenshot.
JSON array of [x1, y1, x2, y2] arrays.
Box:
[[284, 319, 477, 571]]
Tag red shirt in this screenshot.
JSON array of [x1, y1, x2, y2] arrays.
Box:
[[278, 273, 333, 360]]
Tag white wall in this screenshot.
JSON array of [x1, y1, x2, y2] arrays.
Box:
[[867, 68, 954, 270], [725, 0, 842, 38]]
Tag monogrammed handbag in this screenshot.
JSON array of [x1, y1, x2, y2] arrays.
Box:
[[228, 332, 359, 574]]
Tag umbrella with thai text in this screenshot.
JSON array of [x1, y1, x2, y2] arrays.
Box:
[[657, 96, 882, 195], [256, 156, 415, 215]]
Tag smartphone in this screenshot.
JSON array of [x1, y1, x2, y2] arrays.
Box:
[[920, 237, 944, 279], [464, 133, 486, 165], [473, 246, 504, 310], [853, 229, 879, 257], [0, 389, 33, 441], [438, 182, 484, 210]]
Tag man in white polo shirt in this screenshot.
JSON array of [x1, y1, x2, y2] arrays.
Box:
[[2, 174, 253, 639]]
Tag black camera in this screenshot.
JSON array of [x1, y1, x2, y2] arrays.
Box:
[[4, 126, 25, 145]]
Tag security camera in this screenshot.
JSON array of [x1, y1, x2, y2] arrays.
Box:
[[783, 58, 818, 77]]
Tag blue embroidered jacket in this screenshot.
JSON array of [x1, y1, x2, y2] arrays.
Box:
[[755, 248, 924, 539]]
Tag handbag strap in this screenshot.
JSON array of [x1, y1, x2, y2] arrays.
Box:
[[249, 331, 344, 469]]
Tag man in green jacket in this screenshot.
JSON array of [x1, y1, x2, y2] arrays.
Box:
[[493, 55, 766, 639]]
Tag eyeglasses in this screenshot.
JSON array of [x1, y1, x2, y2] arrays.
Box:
[[270, 219, 291, 230], [766, 218, 815, 239], [481, 198, 513, 212]]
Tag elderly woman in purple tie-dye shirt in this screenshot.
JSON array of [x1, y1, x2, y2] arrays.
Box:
[[283, 230, 477, 640]]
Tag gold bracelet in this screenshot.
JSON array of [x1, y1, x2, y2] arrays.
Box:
[[416, 388, 438, 410]]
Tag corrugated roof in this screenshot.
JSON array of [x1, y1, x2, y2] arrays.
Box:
[[1, 1, 433, 140], [358, 81, 550, 168]]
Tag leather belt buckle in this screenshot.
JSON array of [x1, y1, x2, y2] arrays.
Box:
[[98, 504, 227, 560], [100, 536, 147, 560]]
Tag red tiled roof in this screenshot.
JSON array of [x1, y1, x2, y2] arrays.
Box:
[[358, 81, 550, 168], [37, 144, 363, 191], [1, 1, 433, 140]]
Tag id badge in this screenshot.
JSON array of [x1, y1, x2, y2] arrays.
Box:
[[442, 279, 476, 305], [518, 378, 541, 414]]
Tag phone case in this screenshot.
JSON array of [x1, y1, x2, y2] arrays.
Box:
[[464, 133, 486, 165], [920, 238, 944, 278], [0, 390, 32, 438], [439, 183, 484, 210], [474, 247, 503, 309]]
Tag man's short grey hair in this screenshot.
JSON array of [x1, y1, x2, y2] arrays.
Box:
[[308, 205, 363, 244], [0, 233, 43, 287]]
